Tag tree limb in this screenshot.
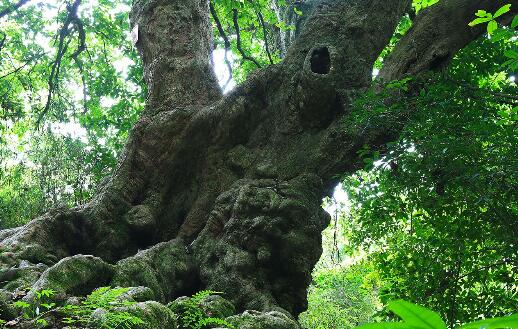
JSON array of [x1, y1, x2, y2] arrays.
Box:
[[0, 31, 6, 52], [256, 10, 274, 65], [379, 0, 518, 81], [232, 8, 262, 68], [130, 0, 221, 112], [38, 0, 83, 126], [0, 0, 31, 19]]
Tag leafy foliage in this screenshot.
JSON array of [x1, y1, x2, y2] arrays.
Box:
[[168, 290, 235, 329], [61, 286, 144, 328], [3, 287, 144, 328], [11, 289, 56, 328], [299, 263, 381, 329], [412, 0, 440, 13], [210, 0, 289, 83], [0, 0, 144, 228], [468, 4, 518, 71], [341, 34, 517, 327], [358, 300, 517, 329]]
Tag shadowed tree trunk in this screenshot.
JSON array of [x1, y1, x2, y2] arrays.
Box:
[[0, 0, 515, 326]]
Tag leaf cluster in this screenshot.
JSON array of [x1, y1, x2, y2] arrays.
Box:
[[168, 290, 235, 329], [358, 300, 517, 329]]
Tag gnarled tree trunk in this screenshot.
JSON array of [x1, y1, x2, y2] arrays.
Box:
[[1, 0, 515, 326]]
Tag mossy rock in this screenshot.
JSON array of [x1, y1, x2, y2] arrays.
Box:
[[198, 294, 236, 318], [124, 301, 178, 329], [116, 286, 156, 302], [0, 289, 16, 320]]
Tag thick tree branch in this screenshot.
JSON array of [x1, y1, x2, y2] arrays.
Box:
[[380, 0, 518, 81], [130, 0, 221, 112], [0, 0, 31, 19]]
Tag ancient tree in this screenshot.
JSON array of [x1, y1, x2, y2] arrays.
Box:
[[0, 0, 515, 327]]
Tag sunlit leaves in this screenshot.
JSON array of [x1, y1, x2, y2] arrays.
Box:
[[300, 263, 382, 329], [211, 0, 286, 82], [0, 0, 144, 227], [359, 301, 517, 329], [344, 37, 518, 325], [412, 0, 439, 14], [469, 4, 512, 35]]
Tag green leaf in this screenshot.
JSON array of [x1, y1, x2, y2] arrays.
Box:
[[35, 318, 48, 326], [387, 300, 447, 329], [460, 314, 518, 329], [13, 301, 31, 309], [468, 17, 492, 26], [504, 50, 518, 59], [475, 10, 488, 17], [511, 15, 518, 28], [358, 323, 417, 329], [493, 4, 511, 18], [487, 20, 498, 34]]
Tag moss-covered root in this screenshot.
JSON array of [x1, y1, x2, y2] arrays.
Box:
[[112, 239, 198, 303], [23, 255, 115, 302]]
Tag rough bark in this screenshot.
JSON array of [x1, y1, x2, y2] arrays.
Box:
[[271, 0, 317, 58], [0, 0, 503, 326], [380, 0, 518, 81]]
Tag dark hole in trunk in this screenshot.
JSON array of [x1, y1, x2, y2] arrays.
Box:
[[310, 47, 331, 74]]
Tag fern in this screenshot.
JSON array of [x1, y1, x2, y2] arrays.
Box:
[[61, 286, 144, 329]]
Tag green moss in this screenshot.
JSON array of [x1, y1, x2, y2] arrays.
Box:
[[24, 255, 115, 302]]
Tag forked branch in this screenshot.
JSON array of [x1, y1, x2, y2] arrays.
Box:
[[38, 0, 85, 125]]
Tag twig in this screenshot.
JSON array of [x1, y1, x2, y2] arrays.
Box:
[[331, 197, 341, 264], [0, 52, 46, 79], [0, 31, 6, 52]]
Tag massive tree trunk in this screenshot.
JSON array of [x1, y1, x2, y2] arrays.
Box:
[[1, 0, 515, 326]]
